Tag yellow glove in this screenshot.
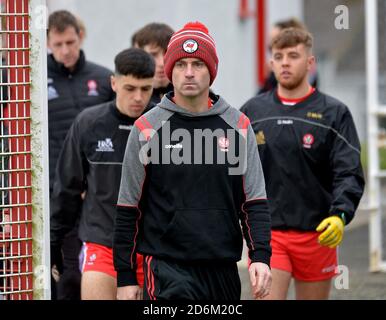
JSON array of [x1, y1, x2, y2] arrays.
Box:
[[316, 216, 345, 248]]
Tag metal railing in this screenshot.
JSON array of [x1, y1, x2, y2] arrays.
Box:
[[0, 0, 49, 300]]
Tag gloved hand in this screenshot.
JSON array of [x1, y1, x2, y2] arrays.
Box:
[[316, 216, 345, 248], [50, 244, 64, 275]]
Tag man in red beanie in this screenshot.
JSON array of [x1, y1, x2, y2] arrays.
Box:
[[113, 22, 272, 300]]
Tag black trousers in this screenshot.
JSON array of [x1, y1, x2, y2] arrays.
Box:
[[143, 256, 241, 300]]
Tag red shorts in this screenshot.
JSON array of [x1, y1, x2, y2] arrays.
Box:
[[270, 230, 338, 281], [80, 242, 144, 287]]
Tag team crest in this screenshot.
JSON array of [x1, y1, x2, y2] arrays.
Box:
[[183, 39, 199, 53], [303, 133, 314, 149], [218, 136, 230, 152], [87, 80, 99, 96]]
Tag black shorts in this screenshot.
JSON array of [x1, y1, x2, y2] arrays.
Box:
[[143, 255, 241, 300]]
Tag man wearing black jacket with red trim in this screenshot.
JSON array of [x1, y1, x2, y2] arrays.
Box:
[[241, 28, 364, 299], [113, 22, 272, 301], [51, 48, 155, 299]]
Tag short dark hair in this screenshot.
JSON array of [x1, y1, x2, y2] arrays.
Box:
[[271, 27, 313, 51], [114, 48, 155, 79], [131, 23, 174, 52], [48, 10, 80, 34]]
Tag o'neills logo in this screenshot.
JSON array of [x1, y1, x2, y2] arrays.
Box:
[[165, 143, 183, 149], [183, 39, 198, 53], [303, 133, 314, 149]]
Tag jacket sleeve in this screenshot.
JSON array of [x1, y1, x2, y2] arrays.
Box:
[[113, 123, 146, 287], [50, 118, 86, 247], [240, 122, 272, 267], [329, 106, 365, 225]]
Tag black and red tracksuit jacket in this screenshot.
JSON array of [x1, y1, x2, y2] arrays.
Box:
[[240, 89, 365, 231], [113, 92, 271, 286]]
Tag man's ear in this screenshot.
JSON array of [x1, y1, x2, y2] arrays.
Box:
[[269, 57, 274, 70], [46, 31, 52, 49], [307, 55, 316, 71], [79, 30, 85, 45], [110, 75, 117, 92]]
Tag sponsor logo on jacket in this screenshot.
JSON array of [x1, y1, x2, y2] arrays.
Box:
[[255, 131, 266, 145], [119, 124, 133, 131], [47, 79, 59, 100], [96, 138, 114, 152], [277, 119, 293, 125], [165, 143, 183, 149], [307, 112, 323, 120], [48, 86, 59, 100]]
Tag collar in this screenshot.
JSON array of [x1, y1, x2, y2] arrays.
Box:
[[110, 100, 151, 122], [48, 50, 86, 76], [277, 87, 316, 106], [169, 90, 218, 109]]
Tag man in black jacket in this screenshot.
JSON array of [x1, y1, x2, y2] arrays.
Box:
[[51, 48, 155, 300], [113, 22, 272, 301], [241, 28, 364, 299], [47, 10, 114, 300]]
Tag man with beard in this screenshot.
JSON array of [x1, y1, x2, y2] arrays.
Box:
[[257, 18, 318, 95], [241, 28, 364, 299]]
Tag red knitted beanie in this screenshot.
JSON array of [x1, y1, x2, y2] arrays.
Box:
[[164, 21, 218, 85]]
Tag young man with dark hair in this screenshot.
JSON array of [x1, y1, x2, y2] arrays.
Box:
[[114, 22, 272, 301], [241, 28, 365, 299], [47, 10, 115, 300], [51, 48, 155, 300], [131, 22, 174, 105]]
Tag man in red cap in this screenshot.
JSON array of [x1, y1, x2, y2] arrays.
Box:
[[113, 22, 272, 300]]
